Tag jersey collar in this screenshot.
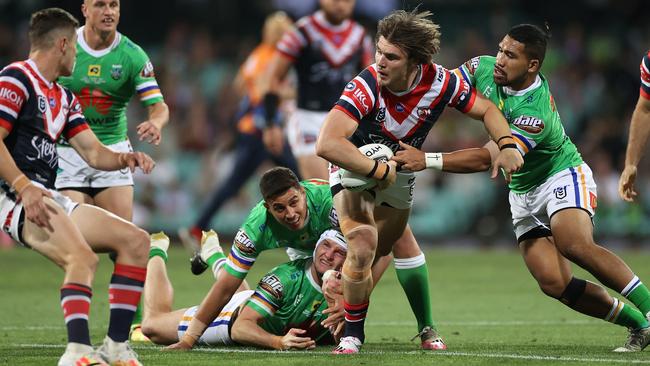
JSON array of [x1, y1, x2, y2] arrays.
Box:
[[25, 59, 53, 88], [77, 26, 122, 58], [386, 64, 423, 96], [305, 260, 323, 293], [502, 75, 542, 96], [314, 10, 351, 32]]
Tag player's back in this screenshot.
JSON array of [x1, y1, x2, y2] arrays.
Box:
[[277, 10, 372, 112]]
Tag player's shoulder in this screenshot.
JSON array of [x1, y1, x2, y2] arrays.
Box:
[[0, 61, 31, 80], [116, 33, 150, 61]]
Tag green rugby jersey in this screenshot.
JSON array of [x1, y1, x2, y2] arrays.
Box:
[[245, 258, 333, 344], [225, 179, 337, 279], [58, 27, 163, 145], [456, 56, 583, 193]]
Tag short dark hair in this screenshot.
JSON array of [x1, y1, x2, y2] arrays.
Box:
[[507, 24, 550, 66], [29, 8, 79, 50], [259, 167, 301, 200]]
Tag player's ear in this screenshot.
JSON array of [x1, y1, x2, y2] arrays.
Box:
[[528, 58, 540, 73]]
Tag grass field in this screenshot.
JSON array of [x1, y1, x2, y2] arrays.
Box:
[[2, 243, 650, 365]]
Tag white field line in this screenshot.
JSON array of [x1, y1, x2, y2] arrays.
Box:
[[0, 319, 597, 331], [12, 343, 650, 364]]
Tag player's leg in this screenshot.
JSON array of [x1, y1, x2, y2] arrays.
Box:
[[70, 204, 148, 363], [389, 224, 445, 350], [59, 189, 94, 205], [333, 189, 377, 353], [93, 185, 134, 221], [141, 232, 189, 344], [286, 109, 329, 180], [19, 198, 103, 364]]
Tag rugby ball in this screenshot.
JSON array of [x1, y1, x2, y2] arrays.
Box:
[[340, 143, 394, 192]]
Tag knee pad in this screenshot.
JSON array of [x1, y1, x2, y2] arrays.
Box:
[[558, 277, 587, 306]]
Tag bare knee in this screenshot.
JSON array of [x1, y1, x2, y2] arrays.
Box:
[[118, 226, 150, 265], [346, 225, 378, 270], [556, 240, 592, 263], [64, 247, 99, 279], [140, 318, 167, 345], [536, 275, 568, 299]]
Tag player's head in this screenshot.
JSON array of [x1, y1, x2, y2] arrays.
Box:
[[29, 8, 79, 76], [319, 0, 355, 25], [313, 230, 347, 276], [493, 24, 550, 87], [375, 9, 441, 90], [260, 167, 307, 231], [82, 0, 120, 36], [262, 11, 292, 46]]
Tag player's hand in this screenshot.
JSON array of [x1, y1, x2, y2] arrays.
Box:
[[619, 165, 638, 202], [120, 152, 156, 174], [491, 148, 523, 183], [136, 120, 162, 145], [376, 160, 397, 190], [278, 328, 316, 350], [393, 141, 426, 171], [263, 126, 284, 156], [165, 339, 194, 351], [20, 185, 55, 231], [321, 270, 344, 330]]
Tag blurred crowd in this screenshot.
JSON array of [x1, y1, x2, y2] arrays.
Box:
[[1, 0, 649, 246]]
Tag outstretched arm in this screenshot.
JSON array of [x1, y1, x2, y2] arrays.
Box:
[[137, 101, 169, 146], [231, 306, 315, 350], [393, 140, 498, 174], [620, 96, 650, 202]]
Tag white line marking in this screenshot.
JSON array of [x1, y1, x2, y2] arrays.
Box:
[[14, 344, 650, 363]]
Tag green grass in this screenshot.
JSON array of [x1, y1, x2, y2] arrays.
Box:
[[2, 244, 650, 365]]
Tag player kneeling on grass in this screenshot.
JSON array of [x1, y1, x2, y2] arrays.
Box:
[[142, 229, 348, 349], [0, 8, 155, 366]]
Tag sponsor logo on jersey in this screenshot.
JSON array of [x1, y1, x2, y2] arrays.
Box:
[[465, 57, 480, 74], [140, 61, 155, 78], [553, 185, 568, 200], [25, 135, 58, 169], [329, 207, 339, 228], [0, 87, 23, 106], [88, 65, 101, 77], [37, 95, 47, 114], [353, 88, 370, 113], [79, 87, 113, 115], [110, 64, 123, 80], [513, 115, 545, 134], [483, 85, 493, 97], [345, 82, 355, 91], [417, 107, 431, 118], [260, 273, 283, 299], [375, 107, 386, 123], [395, 103, 405, 113], [234, 230, 255, 255], [589, 191, 597, 209]]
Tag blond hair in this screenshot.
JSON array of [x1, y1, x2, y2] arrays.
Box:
[[377, 9, 441, 65]]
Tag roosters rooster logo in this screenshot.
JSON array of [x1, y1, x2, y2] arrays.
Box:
[[78, 87, 113, 115]]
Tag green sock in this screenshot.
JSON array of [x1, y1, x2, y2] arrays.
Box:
[[610, 300, 649, 330], [206, 252, 226, 268], [394, 254, 436, 332], [624, 279, 650, 317], [149, 247, 168, 262]]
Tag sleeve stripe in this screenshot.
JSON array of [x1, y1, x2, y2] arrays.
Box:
[[338, 97, 363, 119], [136, 80, 159, 91], [136, 85, 159, 93], [459, 88, 477, 113], [0, 76, 30, 99], [333, 104, 360, 123], [65, 123, 89, 139], [0, 118, 12, 131], [140, 92, 163, 101], [641, 87, 650, 100], [356, 76, 376, 108], [458, 66, 472, 85], [0, 104, 18, 119], [512, 132, 535, 154]]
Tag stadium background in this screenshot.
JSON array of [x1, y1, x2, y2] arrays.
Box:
[[1, 0, 649, 246]]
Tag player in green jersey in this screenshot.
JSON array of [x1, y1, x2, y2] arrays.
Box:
[[55, 0, 168, 222], [394, 24, 650, 352], [142, 229, 347, 349]]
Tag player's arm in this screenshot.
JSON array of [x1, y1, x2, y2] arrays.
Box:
[[231, 306, 315, 350], [619, 95, 650, 201], [0, 127, 54, 229], [260, 54, 293, 155], [316, 109, 396, 185], [167, 270, 244, 349], [136, 101, 169, 146], [68, 129, 155, 174], [393, 140, 492, 173], [464, 92, 523, 181]]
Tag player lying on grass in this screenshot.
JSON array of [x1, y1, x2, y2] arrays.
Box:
[[142, 229, 347, 349], [393, 24, 650, 352]]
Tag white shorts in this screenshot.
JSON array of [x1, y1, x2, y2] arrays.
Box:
[[510, 163, 597, 241], [329, 165, 415, 210], [55, 140, 134, 190], [0, 181, 78, 247], [178, 290, 253, 346], [287, 109, 328, 157]]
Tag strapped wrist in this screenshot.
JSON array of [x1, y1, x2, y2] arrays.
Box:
[[182, 318, 207, 347], [424, 153, 443, 170], [365, 160, 379, 178], [11, 174, 32, 194], [499, 143, 518, 151], [370, 163, 390, 181]]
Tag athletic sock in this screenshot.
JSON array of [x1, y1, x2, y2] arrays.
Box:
[[61, 283, 92, 346], [394, 254, 436, 332], [605, 298, 649, 330], [621, 276, 650, 317], [149, 248, 168, 262], [149, 232, 169, 262], [343, 300, 369, 343], [107, 264, 146, 342], [206, 253, 226, 278], [200, 231, 226, 278]]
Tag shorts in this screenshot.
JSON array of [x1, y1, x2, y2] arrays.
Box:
[[510, 163, 597, 241], [178, 290, 253, 346], [55, 140, 134, 190], [329, 164, 415, 210], [0, 181, 78, 247], [287, 109, 328, 157]]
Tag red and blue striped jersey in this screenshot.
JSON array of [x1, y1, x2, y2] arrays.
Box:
[[640, 51, 650, 100], [334, 63, 476, 152], [0, 60, 89, 188], [277, 10, 373, 112]]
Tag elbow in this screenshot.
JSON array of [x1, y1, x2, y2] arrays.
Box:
[[230, 323, 243, 343], [315, 137, 331, 160]]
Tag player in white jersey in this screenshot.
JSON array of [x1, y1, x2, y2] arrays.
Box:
[[619, 51, 650, 202], [317, 9, 523, 354]]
